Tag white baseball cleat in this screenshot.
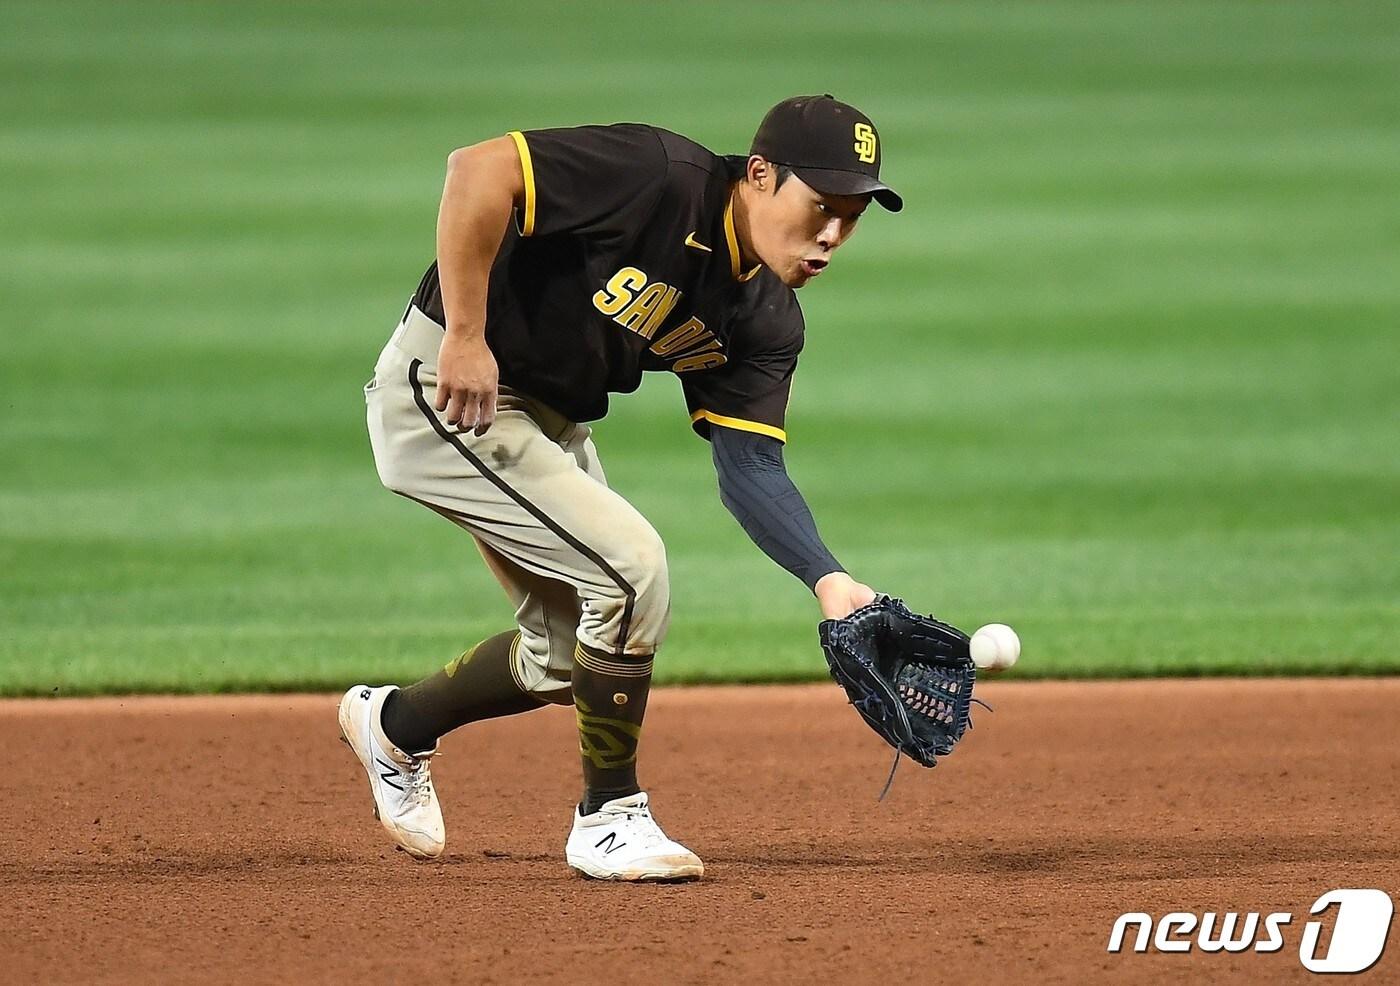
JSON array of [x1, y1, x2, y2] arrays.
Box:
[[337, 684, 445, 860], [565, 792, 704, 882]]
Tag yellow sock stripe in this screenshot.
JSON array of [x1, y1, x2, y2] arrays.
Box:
[[442, 644, 475, 678], [505, 631, 525, 691], [576, 660, 653, 678], [574, 642, 653, 678], [576, 707, 643, 769], [574, 650, 653, 679], [576, 710, 643, 739]]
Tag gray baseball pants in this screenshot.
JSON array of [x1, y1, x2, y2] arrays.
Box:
[[364, 305, 671, 704]]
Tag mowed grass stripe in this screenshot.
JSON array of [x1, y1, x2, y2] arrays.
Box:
[[2, 0, 1397, 693]]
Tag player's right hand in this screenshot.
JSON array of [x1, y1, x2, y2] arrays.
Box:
[[435, 333, 499, 436], [814, 571, 878, 620]]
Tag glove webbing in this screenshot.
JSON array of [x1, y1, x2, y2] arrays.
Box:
[[873, 680, 996, 806]]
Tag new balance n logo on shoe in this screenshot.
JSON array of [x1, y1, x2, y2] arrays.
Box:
[[374, 757, 404, 791], [595, 832, 626, 855]]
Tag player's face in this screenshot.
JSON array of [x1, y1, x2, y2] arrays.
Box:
[[750, 170, 870, 288]]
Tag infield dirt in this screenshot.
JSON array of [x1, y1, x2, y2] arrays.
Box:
[[3, 680, 1397, 984]]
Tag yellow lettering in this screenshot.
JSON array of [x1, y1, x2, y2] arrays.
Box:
[[651, 317, 710, 356], [672, 352, 728, 373], [854, 122, 877, 164], [637, 286, 681, 340], [592, 267, 647, 317], [614, 282, 668, 333]]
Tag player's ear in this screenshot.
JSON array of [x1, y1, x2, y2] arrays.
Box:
[[746, 155, 773, 193]]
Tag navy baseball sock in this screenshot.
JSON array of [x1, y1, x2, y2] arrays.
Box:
[[380, 630, 546, 753], [572, 642, 653, 815]]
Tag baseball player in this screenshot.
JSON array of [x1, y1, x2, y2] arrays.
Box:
[[339, 95, 902, 881]]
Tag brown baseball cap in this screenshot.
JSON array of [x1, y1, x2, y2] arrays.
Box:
[[750, 94, 903, 212]]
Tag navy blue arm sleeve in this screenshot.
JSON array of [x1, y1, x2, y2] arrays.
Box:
[[710, 426, 844, 591]]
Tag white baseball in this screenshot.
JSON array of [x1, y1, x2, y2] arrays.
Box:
[[969, 623, 1020, 671]]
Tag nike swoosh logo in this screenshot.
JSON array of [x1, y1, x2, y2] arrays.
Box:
[[684, 232, 712, 253]]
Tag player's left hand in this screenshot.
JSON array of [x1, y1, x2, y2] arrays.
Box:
[[814, 571, 877, 620]]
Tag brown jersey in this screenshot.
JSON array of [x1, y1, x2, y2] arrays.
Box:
[[411, 124, 804, 443]]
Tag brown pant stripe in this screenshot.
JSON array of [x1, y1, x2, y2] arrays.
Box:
[[408, 359, 637, 655]]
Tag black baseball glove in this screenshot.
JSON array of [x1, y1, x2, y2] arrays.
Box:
[[819, 596, 981, 794]]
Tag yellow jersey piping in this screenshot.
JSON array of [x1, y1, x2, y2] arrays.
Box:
[[690, 409, 787, 443], [723, 194, 763, 282], [507, 130, 536, 236]]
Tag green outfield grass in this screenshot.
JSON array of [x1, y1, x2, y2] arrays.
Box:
[[2, 1, 1397, 694]]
